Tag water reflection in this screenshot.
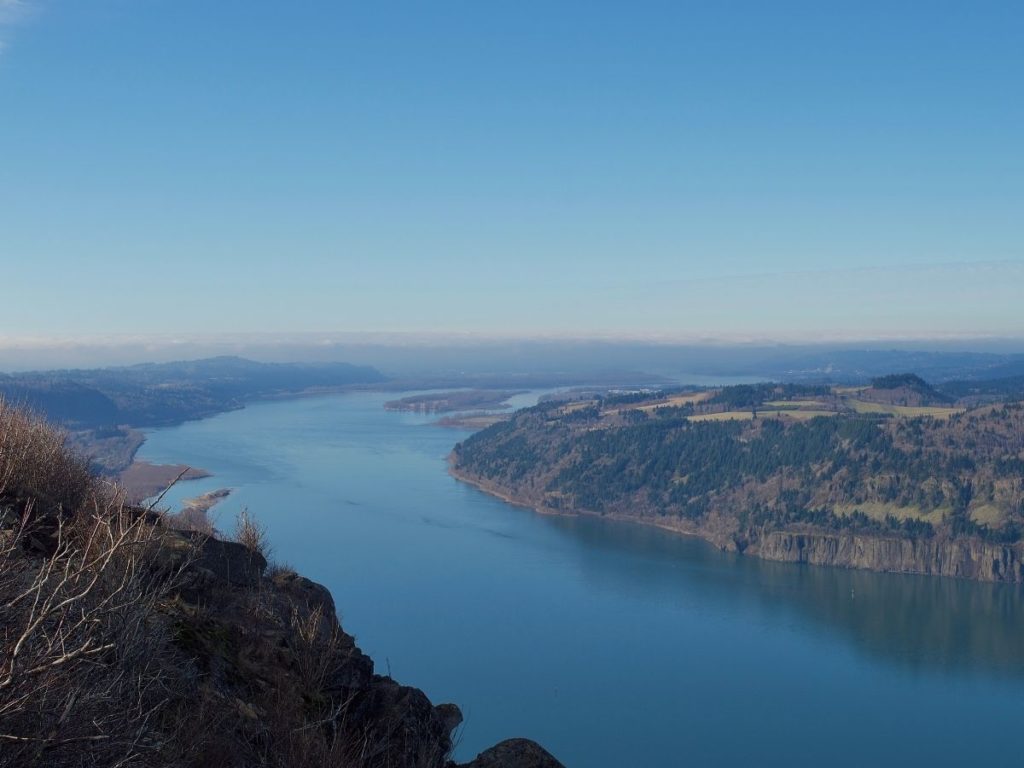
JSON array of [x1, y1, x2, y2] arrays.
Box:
[[542, 514, 1024, 678]]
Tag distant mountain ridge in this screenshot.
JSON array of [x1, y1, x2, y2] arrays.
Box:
[[861, 373, 954, 406], [0, 356, 387, 430]]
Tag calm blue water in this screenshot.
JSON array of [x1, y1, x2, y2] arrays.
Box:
[[138, 392, 1024, 767]]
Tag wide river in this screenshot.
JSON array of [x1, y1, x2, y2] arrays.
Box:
[[138, 391, 1024, 767]]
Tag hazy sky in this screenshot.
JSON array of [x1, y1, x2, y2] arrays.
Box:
[[1, 1, 1021, 341]]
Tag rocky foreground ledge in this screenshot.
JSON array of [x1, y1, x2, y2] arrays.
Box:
[[0, 399, 564, 767], [160, 530, 565, 768]]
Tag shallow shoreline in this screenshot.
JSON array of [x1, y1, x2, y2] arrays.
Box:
[[117, 459, 212, 504], [434, 412, 510, 430]]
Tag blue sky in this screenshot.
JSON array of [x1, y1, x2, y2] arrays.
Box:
[[1, 1, 1021, 342]]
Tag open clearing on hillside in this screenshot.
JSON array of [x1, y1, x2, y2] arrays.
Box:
[[848, 400, 963, 418], [769, 409, 837, 420], [690, 408, 838, 423], [834, 502, 942, 522], [835, 502, 1009, 528], [765, 400, 833, 408], [631, 391, 714, 412], [603, 391, 714, 416], [969, 504, 1007, 526], [560, 400, 598, 413], [689, 411, 756, 422]]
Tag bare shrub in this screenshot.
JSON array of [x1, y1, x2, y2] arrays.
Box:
[[291, 603, 343, 693], [162, 504, 217, 536], [0, 400, 196, 767], [0, 398, 93, 516], [0, 499, 191, 767], [234, 507, 269, 559], [232, 598, 358, 768], [266, 560, 297, 579]]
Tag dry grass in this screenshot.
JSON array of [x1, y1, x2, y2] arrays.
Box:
[[970, 504, 1007, 526], [835, 501, 1011, 532], [847, 400, 963, 419], [630, 391, 713, 413], [688, 410, 756, 422], [764, 400, 833, 409], [834, 502, 942, 522], [559, 400, 598, 414], [689, 408, 836, 422], [770, 409, 838, 421], [163, 504, 218, 535], [0, 506, 191, 768], [234, 507, 270, 559], [0, 401, 196, 767], [0, 398, 93, 517]]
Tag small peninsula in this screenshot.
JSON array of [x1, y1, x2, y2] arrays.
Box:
[[384, 390, 526, 414], [117, 461, 212, 503]]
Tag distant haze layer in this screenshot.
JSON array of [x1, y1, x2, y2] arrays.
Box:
[[2, 336, 1024, 383]]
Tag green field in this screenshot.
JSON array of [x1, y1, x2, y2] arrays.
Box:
[[631, 391, 714, 412], [836, 501, 1008, 528], [847, 400, 963, 419], [969, 504, 1007, 526], [834, 502, 942, 523]]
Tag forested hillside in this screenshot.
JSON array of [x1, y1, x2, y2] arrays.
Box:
[[452, 381, 1024, 581]]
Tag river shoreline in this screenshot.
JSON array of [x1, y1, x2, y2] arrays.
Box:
[[448, 463, 711, 540], [448, 463, 1024, 584]]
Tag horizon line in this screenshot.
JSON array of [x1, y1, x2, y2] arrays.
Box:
[[3, 330, 1024, 351]]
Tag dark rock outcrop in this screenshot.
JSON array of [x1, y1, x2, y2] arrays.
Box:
[[459, 738, 566, 768], [166, 545, 472, 767], [194, 535, 268, 587]]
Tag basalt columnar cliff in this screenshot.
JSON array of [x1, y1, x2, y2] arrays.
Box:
[[451, 377, 1024, 583], [0, 402, 562, 768]]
